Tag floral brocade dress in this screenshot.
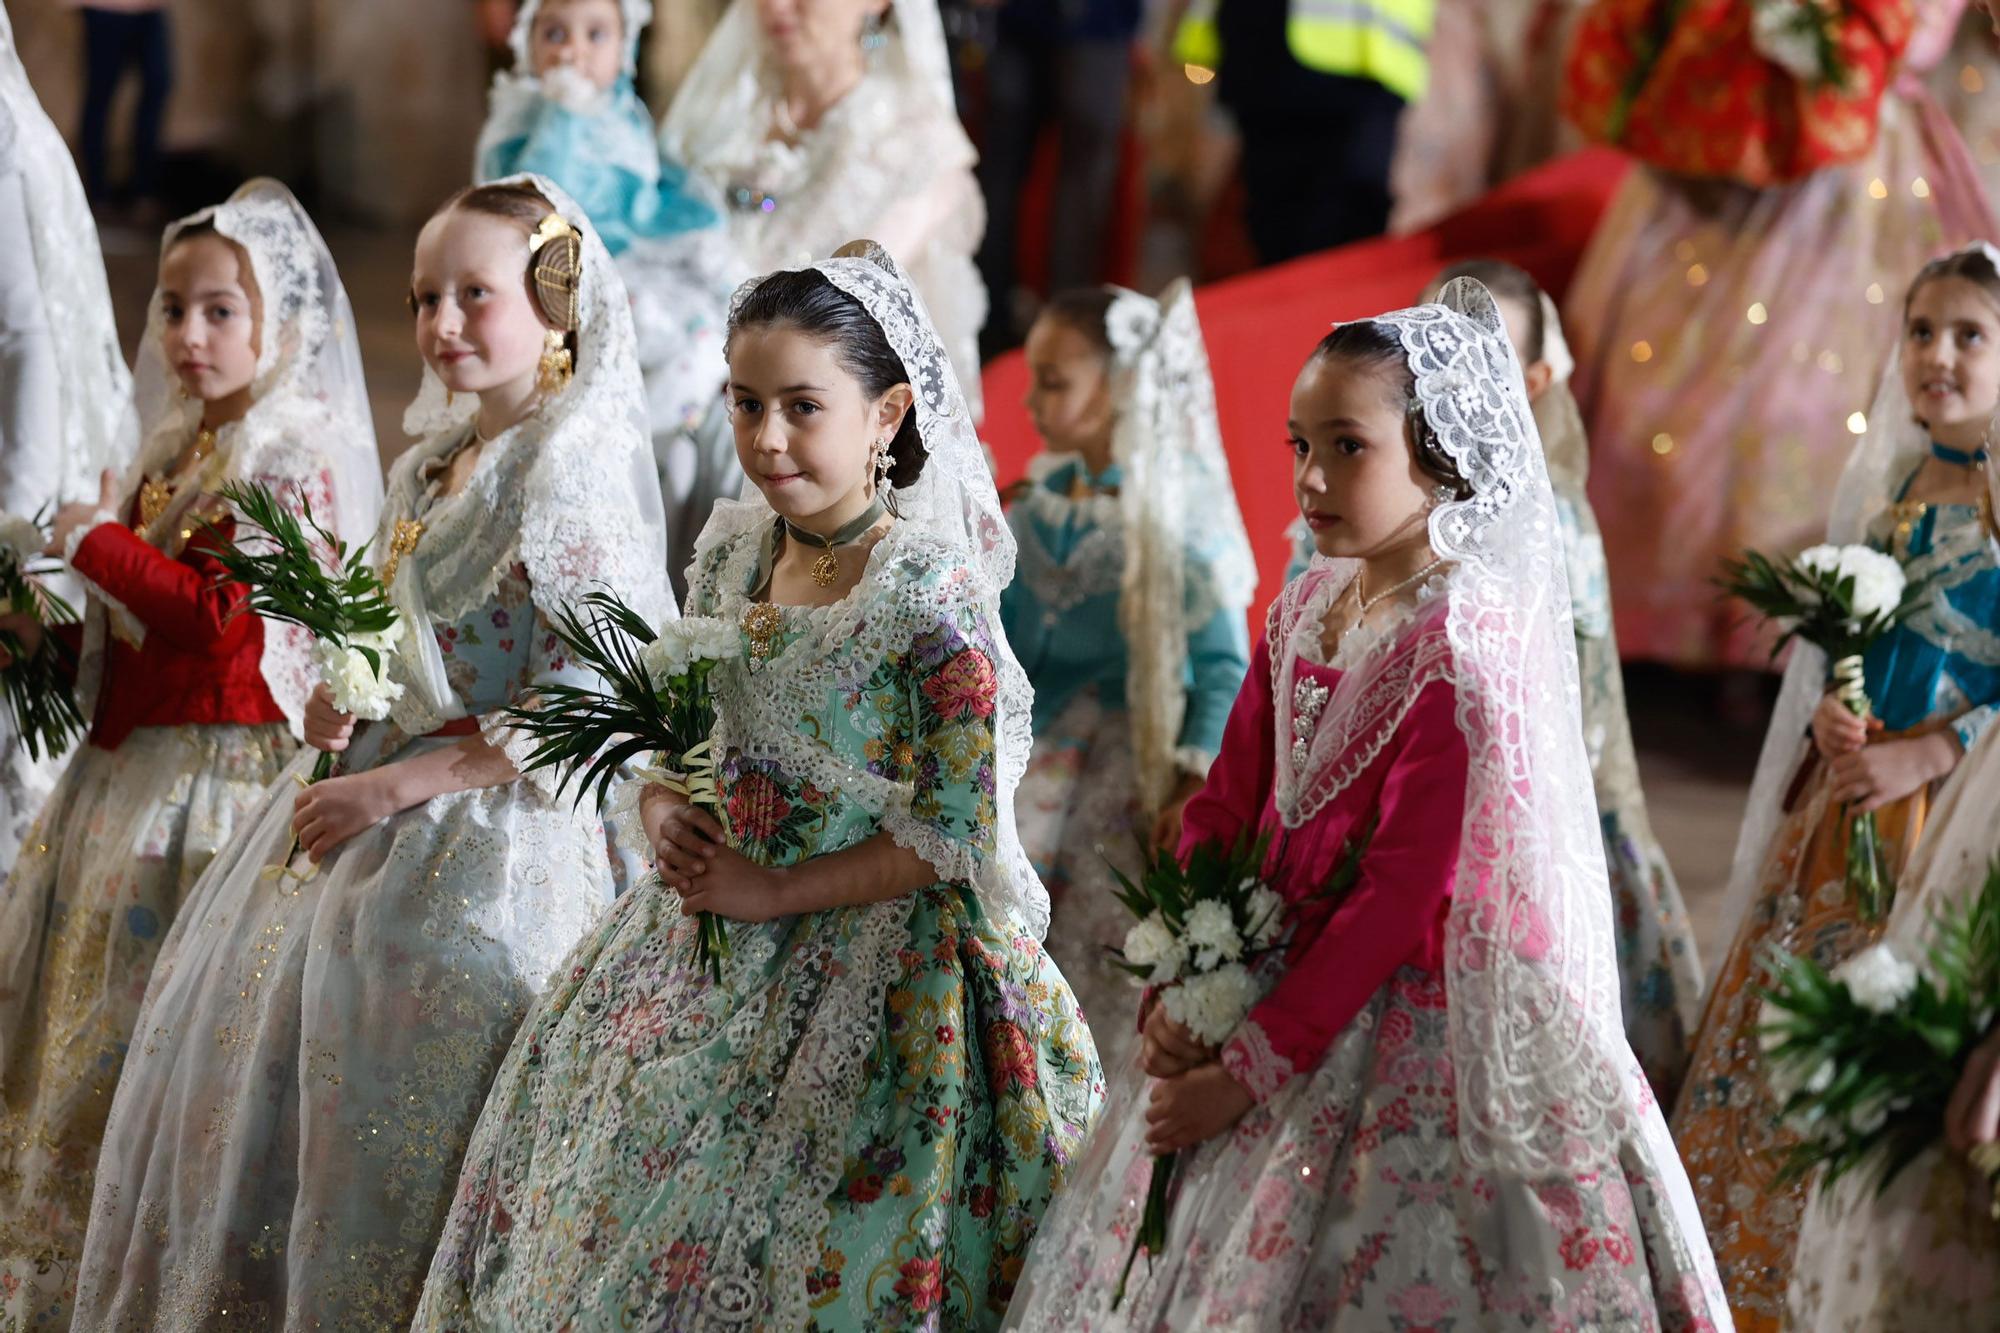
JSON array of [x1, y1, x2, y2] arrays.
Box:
[[1003, 574, 1726, 1331], [413, 522, 1102, 1332], [1672, 478, 2000, 1330]]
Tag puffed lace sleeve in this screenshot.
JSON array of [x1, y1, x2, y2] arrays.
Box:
[[877, 570, 1006, 886]]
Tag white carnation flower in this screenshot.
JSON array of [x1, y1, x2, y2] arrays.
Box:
[[1162, 964, 1256, 1046], [0, 513, 41, 567], [681, 614, 742, 663], [1833, 942, 1919, 1015], [316, 636, 405, 720], [1121, 913, 1185, 985], [1244, 885, 1285, 950], [642, 616, 742, 687], [1184, 898, 1244, 971], [1799, 543, 1906, 621]]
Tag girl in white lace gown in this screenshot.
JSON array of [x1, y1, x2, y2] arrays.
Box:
[[411, 244, 1098, 1331], [0, 179, 381, 1330], [71, 176, 673, 1330], [661, 0, 987, 418], [1002, 283, 1728, 1330], [0, 3, 136, 881]]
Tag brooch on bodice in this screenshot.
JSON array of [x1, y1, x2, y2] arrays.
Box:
[[1290, 678, 1331, 770], [741, 602, 784, 663]]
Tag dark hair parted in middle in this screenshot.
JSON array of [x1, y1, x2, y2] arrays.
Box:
[[726, 268, 927, 490], [1313, 320, 1473, 501]]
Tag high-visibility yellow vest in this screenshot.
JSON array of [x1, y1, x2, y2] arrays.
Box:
[[1173, 0, 1434, 102]]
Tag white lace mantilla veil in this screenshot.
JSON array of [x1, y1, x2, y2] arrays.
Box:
[[1106, 279, 1256, 814], [474, 0, 659, 180], [0, 4, 135, 512], [1720, 239, 2000, 937], [386, 172, 673, 739], [690, 242, 1049, 937], [1281, 278, 1633, 1176], [78, 178, 383, 737], [656, 0, 985, 415]]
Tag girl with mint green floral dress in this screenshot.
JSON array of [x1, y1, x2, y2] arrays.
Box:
[[414, 244, 1102, 1331]]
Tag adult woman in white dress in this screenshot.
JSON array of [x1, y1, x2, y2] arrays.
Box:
[[0, 4, 135, 878], [72, 175, 673, 1330], [661, 0, 987, 418]]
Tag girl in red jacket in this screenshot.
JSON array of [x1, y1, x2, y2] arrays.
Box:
[[0, 178, 381, 1329]]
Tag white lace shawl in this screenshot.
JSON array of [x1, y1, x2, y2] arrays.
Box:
[[0, 5, 135, 514], [1105, 280, 1256, 811], [73, 180, 383, 738], [383, 173, 674, 774], [659, 0, 986, 417]]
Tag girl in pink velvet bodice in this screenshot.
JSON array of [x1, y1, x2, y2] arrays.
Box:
[[1181, 596, 1467, 1101]]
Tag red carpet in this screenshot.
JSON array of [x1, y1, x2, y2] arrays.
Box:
[[980, 147, 1633, 624]]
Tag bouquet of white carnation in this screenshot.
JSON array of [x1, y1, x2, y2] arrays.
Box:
[[1721, 540, 1928, 918], [505, 594, 743, 979], [203, 481, 404, 877], [1107, 817, 1374, 1307], [1760, 860, 2000, 1201], [0, 508, 84, 761]]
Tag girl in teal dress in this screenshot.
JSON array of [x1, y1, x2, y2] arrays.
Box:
[[413, 243, 1102, 1331], [1004, 281, 1253, 1076]]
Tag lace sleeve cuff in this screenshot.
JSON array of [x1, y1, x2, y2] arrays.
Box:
[[879, 799, 984, 886], [1221, 1018, 1296, 1103], [479, 708, 561, 802]]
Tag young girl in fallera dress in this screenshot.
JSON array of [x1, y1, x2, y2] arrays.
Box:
[[0, 180, 381, 1330], [72, 176, 672, 1330], [413, 243, 1100, 1331], [1672, 245, 2000, 1332], [1003, 281, 1727, 1330], [1005, 281, 1254, 1076]]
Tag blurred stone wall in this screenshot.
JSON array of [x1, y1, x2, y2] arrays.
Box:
[[15, 0, 488, 224]]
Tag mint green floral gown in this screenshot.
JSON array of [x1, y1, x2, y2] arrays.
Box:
[[413, 519, 1103, 1331]]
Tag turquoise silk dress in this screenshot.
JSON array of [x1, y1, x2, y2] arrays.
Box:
[[413, 520, 1103, 1332], [1003, 456, 1247, 1075]]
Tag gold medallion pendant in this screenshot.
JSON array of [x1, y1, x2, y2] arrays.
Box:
[[782, 496, 888, 593]]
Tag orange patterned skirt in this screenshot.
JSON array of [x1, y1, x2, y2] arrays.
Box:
[[1669, 750, 1929, 1332]]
